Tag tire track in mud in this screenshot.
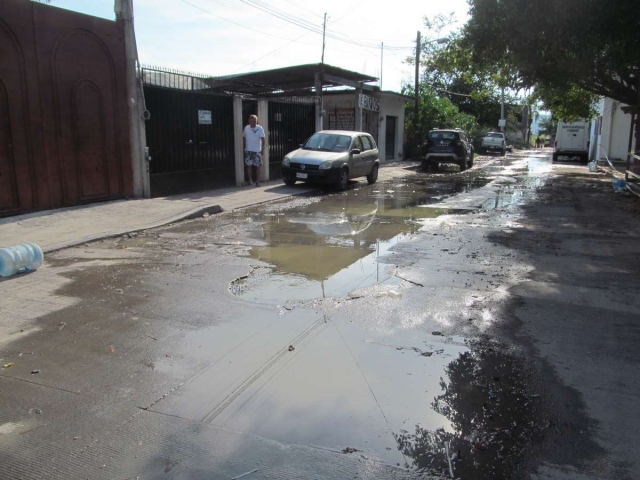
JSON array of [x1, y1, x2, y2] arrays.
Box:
[[200, 316, 328, 425]]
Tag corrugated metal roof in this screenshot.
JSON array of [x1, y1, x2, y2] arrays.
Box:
[[203, 63, 377, 95]]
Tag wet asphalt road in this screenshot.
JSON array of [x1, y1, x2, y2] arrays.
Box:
[[1, 152, 639, 479]]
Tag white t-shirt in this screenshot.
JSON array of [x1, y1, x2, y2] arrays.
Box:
[[243, 125, 265, 152]]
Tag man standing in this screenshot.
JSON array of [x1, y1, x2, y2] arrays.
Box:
[[243, 115, 265, 187]]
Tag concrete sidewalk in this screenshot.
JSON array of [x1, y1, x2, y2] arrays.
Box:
[[0, 162, 417, 253]]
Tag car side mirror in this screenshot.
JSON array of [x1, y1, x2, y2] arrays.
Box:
[[350, 148, 361, 155]]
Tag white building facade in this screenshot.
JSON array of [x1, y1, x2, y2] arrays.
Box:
[[592, 97, 636, 162], [323, 90, 409, 161]]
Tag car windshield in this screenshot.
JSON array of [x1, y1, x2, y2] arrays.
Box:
[[487, 133, 504, 138], [429, 132, 457, 141], [302, 133, 352, 152]]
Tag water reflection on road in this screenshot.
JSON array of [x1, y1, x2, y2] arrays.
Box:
[[231, 178, 486, 303]]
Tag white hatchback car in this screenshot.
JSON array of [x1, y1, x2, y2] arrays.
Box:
[[281, 131, 380, 191]]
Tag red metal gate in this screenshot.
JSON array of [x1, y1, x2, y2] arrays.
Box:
[[0, 0, 131, 217]]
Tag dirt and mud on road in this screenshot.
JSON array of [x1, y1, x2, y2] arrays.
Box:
[[1, 152, 639, 479]]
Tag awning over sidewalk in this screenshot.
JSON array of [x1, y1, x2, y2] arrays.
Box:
[[203, 63, 378, 95]]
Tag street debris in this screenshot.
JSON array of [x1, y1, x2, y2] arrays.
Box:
[[109, 345, 116, 353], [393, 273, 424, 287], [432, 331, 444, 336], [341, 447, 360, 454], [202, 212, 210, 218], [375, 289, 402, 298], [31, 369, 40, 375], [3, 362, 14, 368], [288, 345, 295, 351], [230, 469, 258, 480], [58, 322, 66, 331], [145, 334, 158, 341]]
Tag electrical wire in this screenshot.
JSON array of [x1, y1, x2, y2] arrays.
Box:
[[179, 0, 301, 42], [230, 31, 312, 73]]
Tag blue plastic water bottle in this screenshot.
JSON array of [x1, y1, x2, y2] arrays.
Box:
[[612, 179, 627, 193], [0, 243, 44, 277]]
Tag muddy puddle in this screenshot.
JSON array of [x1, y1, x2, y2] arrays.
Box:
[[230, 177, 489, 304]]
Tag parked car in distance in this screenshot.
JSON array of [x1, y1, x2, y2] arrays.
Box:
[[553, 121, 589, 163], [481, 132, 506, 155], [422, 128, 474, 172], [281, 131, 380, 191]]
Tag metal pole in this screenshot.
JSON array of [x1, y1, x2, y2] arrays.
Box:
[[380, 42, 383, 90], [321, 13, 327, 64], [500, 86, 505, 132], [115, 0, 149, 198], [414, 31, 421, 160]]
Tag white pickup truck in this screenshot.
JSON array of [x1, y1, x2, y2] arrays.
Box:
[[481, 132, 506, 156]]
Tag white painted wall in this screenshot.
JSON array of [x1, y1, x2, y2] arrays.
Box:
[[597, 97, 635, 161], [323, 91, 407, 161], [378, 95, 406, 161]]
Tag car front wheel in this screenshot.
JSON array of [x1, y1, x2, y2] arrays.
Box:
[[367, 164, 379, 184], [335, 168, 349, 191]]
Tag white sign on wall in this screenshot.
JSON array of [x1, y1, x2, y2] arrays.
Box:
[[358, 94, 380, 112], [198, 110, 212, 124], [498, 119, 506, 127]]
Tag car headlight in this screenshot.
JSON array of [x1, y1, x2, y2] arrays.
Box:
[[319, 161, 332, 170], [282, 156, 290, 167]]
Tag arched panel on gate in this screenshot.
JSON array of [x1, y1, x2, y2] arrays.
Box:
[[51, 28, 123, 203], [71, 80, 110, 200], [0, 18, 36, 214], [0, 78, 19, 213]]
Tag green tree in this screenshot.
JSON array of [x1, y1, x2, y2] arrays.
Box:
[[464, 0, 639, 107], [403, 84, 477, 158]]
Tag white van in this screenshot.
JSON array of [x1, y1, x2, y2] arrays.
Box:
[[553, 121, 589, 163]]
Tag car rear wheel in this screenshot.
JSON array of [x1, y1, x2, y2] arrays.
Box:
[[459, 157, 467, 172], [284, 178, 296, 186], [552, 152, 558, 162], [335, 168, 348, 191], [501, 149, 506, 157], [367, 164, 379, 184]]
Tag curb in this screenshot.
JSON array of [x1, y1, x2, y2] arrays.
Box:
[[41, 186, 319, 253], [42, 204, 224, 253], [23, 163, 420, 254]]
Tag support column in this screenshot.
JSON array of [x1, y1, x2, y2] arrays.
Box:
[[314, 72, 323, 131], [233, 96, 244, 186], [258, 99, 269, 182], [354, 88, 363, 131], [116, 0, 150, 198]]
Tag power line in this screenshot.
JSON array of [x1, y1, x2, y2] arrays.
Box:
[[180, 0, 418, 67], [179, 0, 302, 42], [231, 31, 312, 73]]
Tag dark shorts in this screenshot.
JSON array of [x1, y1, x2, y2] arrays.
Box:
[[244, 151, 263, 167]]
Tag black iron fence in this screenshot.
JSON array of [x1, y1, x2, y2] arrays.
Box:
[[142, 67, 235, 196], [268, 101, 316, 180]]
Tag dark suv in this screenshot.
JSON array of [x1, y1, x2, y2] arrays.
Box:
[[422, 128, 474, 172]]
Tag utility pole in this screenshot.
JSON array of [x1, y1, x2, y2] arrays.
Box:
[[380, 42, 383, 90], [414, 31, 421, 160], [115, 0, 150, 198], [321, 13, 327, 65], [318, 12, 327, 131], [500, 86, 505, 132]]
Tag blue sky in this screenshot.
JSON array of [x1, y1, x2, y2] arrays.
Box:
[[45, 0, 470, 92]]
